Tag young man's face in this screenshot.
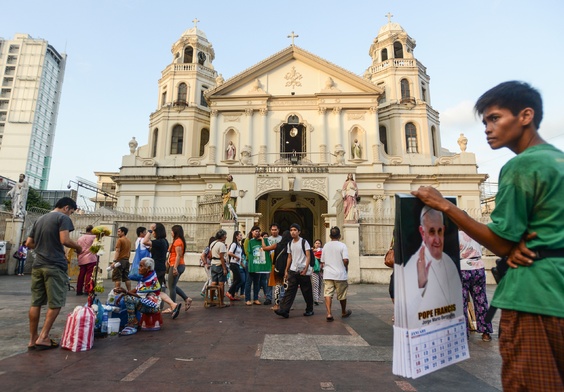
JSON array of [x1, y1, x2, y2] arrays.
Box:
[[290, 227, 300, 239], [482, 105, 526, 151], [139, 230, 146, 237], [117, 229, 124, 238], [270, 226, 279, 237], [419, 213, 444, 260], [252, 229, 261, 239]]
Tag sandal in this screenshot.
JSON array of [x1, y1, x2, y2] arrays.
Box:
[[119, 326, 137, 336], [341, 309, 352, 318], [482, 333, 492, 342], [34, 338, 59, 350], [172, 303, 182, 319], [162, 308, 173, 314], [326, 316, 334, 322], [184, 298, 193, 311]]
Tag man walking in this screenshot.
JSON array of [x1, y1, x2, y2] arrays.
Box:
[[321, 226, 352, 321], [26, 197, 82, 350], [275, 223, 314, 318], [413, 81, 564, 391]]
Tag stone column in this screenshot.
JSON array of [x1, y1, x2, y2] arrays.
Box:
[[343, 223, 360, 284], [4, 218, 24, 275]]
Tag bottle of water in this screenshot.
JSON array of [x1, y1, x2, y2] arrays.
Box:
[[101, 310, 108, 334]]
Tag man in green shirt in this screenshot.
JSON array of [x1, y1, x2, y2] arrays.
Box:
[[412, 81, 564, 391], [244, 226, 272, 305]]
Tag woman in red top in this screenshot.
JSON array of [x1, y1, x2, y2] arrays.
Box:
[[166, 225, 192, 314]]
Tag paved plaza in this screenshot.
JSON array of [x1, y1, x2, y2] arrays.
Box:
[[0, 275, 502, 391]]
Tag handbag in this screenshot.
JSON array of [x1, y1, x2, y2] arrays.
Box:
[[384, 248, 395, 268], [129, 241, 151, 281], [61, 306, 96, 352]]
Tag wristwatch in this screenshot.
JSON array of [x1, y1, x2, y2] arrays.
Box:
[[148, 230, 153, 233]]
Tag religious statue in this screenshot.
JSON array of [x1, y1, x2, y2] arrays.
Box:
[[457, 133, 468, 152], [335, 144, 345, 165], [351, 138, 362, 159], [216, 73, 225, 86], [7, 174, 29, 219], [341, 173, 359, 222], [240, 145, 252, 165], [226, 141, 236, 160], [129, 137, 138, 154], [222, 175, 238, 220]]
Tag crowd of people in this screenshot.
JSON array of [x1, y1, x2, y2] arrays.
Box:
[[17, 81, 563, 389]]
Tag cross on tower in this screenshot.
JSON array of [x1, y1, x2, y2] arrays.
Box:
[[385, 12, 393, 23], [287, 31, 299, 46], [192, 18, 200, 28]]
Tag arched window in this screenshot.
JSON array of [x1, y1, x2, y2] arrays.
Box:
[[170, 125, 184, 155], [400, 79, 411, 100], [381, 48, 388, 61], [405, 123, 418, 153], [177, 83, 187, 103], [183, 46, 193, 63], [199, 128, 209, 157], [152, 128, 158, 158], [431, 126, 437, 157], [161, 91, 167, 107], [393, 42, 403, 58], [379, 126, 389, 154]]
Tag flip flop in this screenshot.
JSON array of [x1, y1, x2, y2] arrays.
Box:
[[34, 339, 59, 351], [341, 309, 352, 318], [119, 326, 137, 336], [162, 308, 173, 314], [172, 303, 182, 319], [184, 298, 193, 311], [326, 316, 334, 322], [27, 345, 36, 351]]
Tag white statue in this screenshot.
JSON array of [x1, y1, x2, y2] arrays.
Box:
[[457, 133, 468, 152], [335, 144, 346, 165], [129, 137, 138, 154], [240, 145, 252, 165], [7, 174, 29, 219]]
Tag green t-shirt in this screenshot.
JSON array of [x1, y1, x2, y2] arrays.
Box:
[[488, 144, 564, 318], [246, 238, 272, 273]]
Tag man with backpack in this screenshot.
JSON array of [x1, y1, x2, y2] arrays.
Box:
[[275, 223, 314, 318]]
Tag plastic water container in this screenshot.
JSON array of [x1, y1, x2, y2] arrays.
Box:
[[107, 318, 120, 334]]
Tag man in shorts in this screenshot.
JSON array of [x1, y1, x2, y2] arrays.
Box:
[[209, 229, 229, 308], [26, 197, 82, 350], [413, 81, 564, 390], [112, 226, 132, 291], [320, 226, 351, 321]]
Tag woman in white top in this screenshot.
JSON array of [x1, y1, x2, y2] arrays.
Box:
[[226, 231, 243, 301]]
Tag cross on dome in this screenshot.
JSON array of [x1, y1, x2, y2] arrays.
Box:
[[192, 18, 200, 28], [287, 31, 299, 46], [385, 12, 393, 23]]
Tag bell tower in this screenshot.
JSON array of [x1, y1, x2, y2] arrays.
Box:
[[149, 19, 220, 160], [365, 14, 441, 159]]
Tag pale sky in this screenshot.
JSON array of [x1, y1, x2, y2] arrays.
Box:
[[3, 0, 564, 204]]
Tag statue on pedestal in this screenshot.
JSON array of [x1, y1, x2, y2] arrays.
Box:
[[7, 174, 29, 219]]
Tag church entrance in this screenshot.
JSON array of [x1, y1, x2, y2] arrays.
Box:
[[256, 191, 327, 247]]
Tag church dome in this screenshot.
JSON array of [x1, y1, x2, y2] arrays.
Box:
[[377, 22, 405, 36], [181, 26, 208, 41]]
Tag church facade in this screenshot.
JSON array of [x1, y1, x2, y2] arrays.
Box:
[[114, 20, 486, 282]]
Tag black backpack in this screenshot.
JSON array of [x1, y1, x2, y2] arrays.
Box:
[[301, 238, 316, 267], [273, 246, 288, 277]]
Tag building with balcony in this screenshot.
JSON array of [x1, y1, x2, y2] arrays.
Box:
[[0, 34, 66, 189], [113, 19, 487, 268]]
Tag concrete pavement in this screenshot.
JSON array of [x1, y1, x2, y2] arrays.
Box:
[[0, 275, 502, 391]]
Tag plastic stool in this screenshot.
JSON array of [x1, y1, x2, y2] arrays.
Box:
[[140, 312, 163, 331], [204, 286, 222, 308]]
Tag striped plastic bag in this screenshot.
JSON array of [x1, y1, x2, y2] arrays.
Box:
[[61, 306, 96, 352]]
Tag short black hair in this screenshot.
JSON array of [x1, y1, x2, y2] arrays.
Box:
[[118, 226, 129, 235], [289, 223, 301, 232], [270, 223, 280, 230], [474, 81, 543, 129], [55, 197, 77, 210], [329, 226, 341, 239], [216, 229, 227, 239], [136, 226, 146, 236]]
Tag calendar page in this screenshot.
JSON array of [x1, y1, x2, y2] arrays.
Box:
[[408, 316, 469, 379]]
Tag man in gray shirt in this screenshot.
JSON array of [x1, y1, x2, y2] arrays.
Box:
[[26, 197, 82, 350]]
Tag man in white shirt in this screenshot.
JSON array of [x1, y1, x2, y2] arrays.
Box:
[[275, 223, 314, 318], [403, 206, 463, 328], [321, 226, 351, 321]]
